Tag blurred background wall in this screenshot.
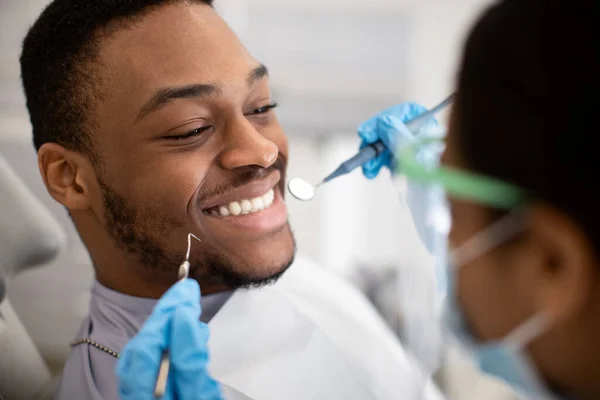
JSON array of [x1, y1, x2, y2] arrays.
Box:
[[0, 0, 494, 368]]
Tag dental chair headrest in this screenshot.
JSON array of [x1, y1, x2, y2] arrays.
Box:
[[0, 155, 65, 302]]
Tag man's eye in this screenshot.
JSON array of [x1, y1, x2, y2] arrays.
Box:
[[247, 102, 278, 116], [166, 126, 211, 140]]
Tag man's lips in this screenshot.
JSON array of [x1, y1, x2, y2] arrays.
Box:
[[199, 171, 281, 211]]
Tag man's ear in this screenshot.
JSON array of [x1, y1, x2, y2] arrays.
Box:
[[527, 204, 598, 324], [37, 143, 95, 210]]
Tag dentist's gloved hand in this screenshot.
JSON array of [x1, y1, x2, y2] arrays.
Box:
[[116, 279, 222, 400], [358, 102, 437, 179]]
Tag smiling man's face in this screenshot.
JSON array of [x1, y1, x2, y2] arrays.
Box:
[[43, 2, 295, 295]]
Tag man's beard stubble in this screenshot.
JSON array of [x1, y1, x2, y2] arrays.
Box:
[[97, 168, 295, 290]]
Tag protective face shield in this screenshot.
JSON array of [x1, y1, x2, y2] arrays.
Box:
[[395, 134, 449, 375], [397, 137, 564, 399], [404, 137, 450, 293]]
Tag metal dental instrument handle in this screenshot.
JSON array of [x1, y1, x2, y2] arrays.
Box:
[[154, 233, 200, 398], [319, 93, 455, 185]]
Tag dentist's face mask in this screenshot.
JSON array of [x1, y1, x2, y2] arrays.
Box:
[[396, 137, 558, 399], [444, 210, 557, 399]]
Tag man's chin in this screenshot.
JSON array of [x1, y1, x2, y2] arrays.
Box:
[[229, 256, 295, 290], [192, 230, 296, 290]]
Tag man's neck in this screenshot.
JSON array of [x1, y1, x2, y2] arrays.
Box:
[[96, 267, 232, 298], [95, 267, 175, 299], [93, 254, 231, 298], [82, 237, 228, 297]]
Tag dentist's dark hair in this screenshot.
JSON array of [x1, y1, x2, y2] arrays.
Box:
[[455, 0, 599, 246], [20, 0, 214, 159]]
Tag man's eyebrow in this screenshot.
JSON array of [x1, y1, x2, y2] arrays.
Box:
[[136, 84, 222, 120], [247, 64, 269, 86]]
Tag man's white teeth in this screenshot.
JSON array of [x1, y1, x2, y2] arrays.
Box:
[[219, 206, 230, 217], [228, 201, 242, 216], [251, 197, 264, 210], [240, 200, 252, 213], [207, 189, 275, 217]]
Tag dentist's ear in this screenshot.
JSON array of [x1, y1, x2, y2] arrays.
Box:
[[526, 204, 598, 323], [38, 143, 95, 211]]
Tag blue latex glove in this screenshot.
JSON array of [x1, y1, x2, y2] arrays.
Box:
[[358, 102, 437, 179], [116, 279, 223, 400]]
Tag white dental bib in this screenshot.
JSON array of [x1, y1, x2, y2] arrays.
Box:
[[207, 256, 445, 400]]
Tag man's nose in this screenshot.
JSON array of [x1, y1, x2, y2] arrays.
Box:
[[218, 118, 278, 170]]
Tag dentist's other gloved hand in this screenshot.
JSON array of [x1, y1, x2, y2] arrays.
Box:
[[116, 279, 223, 400], [358, 102, 438, 179]]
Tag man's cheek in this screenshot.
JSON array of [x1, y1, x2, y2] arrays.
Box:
[[134, 167, 197, 203], [130, 182, 192, 226]]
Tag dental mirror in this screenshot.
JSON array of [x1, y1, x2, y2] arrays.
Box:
[[288, 178, 319, 201]]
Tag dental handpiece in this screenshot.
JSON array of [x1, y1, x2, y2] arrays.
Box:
[[320, 93, 456, 185], [154, 233, 200, 398]]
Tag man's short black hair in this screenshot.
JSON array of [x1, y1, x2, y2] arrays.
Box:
[[457, 0, 599, 247], [20, 0, 214, 156]]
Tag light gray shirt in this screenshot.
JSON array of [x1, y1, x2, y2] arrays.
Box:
[[54, 281, 233, 400]]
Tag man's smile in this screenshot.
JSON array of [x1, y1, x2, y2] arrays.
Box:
[[199, 170, 288, 232], [203, 188, 275, 216]]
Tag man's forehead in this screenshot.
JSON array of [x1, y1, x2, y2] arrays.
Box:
[[98, 2, 255, 94]]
